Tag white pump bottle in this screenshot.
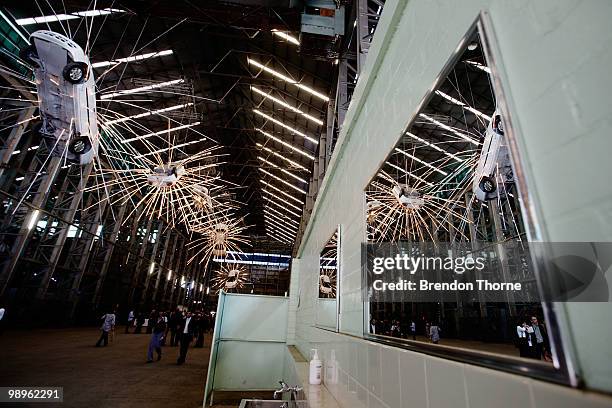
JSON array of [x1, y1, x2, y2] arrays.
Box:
[[309, 348, 322, 385]]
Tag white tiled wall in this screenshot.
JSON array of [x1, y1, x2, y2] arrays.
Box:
[[290, 0, 612, 406]]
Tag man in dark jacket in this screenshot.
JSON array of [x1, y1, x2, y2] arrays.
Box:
[[531, 316, 550, 360], [147, 313, 167, 362], [169, 309, 182, 346], [177, 311, 195, 365]]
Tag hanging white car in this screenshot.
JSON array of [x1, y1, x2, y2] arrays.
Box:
[[21, 30, 99, 164], [146, 164, 186, 187], [472, 110, 514, 201]]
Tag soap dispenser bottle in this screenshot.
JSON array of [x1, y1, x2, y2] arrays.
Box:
[[309, 348, 322, 385]]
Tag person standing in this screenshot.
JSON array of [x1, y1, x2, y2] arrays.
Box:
[[169, 309, 182, 346], [429, 322, 441, 344], [516, 321, 530, 358], [146, 310, 158, 334], [95, 310, 116, 347], [177, 311, 195, 365], [147, 314, 167, 363], [125, 310, 135, 334], [410, 320, 416, 340], [531, 316, 549, 360]]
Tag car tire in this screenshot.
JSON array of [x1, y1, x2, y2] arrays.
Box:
[[480, 176, 497, 194], [493, 114, 504, 135], [19, 45, 38, 64], [62, 62, 88, 84], [68, 136, 92, 155]]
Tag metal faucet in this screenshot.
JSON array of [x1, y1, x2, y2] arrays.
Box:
[[274, 380, 303, 401]]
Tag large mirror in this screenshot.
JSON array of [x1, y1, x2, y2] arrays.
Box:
[[363, 21, 562, 376], [316, 226, 340, 330]]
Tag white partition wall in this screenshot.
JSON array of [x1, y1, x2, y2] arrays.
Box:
[[204, 293, 289, 405]]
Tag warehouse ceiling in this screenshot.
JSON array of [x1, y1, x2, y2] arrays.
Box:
[[2, 0, 337, 250]]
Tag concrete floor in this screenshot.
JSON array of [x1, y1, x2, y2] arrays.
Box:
[[0, 327, 211, 408]]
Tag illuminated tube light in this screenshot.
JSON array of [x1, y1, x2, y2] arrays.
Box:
[[206, 287, 210, 294], [15, 8, 124, 25], [134, 137, 206, 159], [266, 220, 296, 236], [27, 209, 40, 230], [265, 204, 301, 222], [259, 168, 307, 195], [262, 190, 303, 212], [247, 58, 330, 102], [258, 157, 307, 184], [394, 148, 448, 176], [253, 110, 318, 144], [92, 50, 173, 68], [251, 86, 323, 125], [435, 91, 491, 121], [121, 122, 200, 143], [256, 143, 309, 172], [268, 226, 295, 243], [271, 29, 300, 45], [405, 132, 464, 163], [264, 214, 298, 233], [107, 103, 193, 125], [255, 129, 315, 160], [167, 270, 172, 280], [260, 180, 303, 204], [385, 161, 434, 187], [264, 197, 302, 218], [266, 224, 295, 241], [465, 60, 491, 74], [264, 209, 300, 228], [419, 113, 479, 146], [101, 79, 184, 99], [149, 262, 155, 275]]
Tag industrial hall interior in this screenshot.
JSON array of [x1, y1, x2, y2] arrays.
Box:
[[1, 1, 612, 408]]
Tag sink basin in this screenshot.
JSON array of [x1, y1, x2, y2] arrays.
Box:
[[238, 399, 308, 408]]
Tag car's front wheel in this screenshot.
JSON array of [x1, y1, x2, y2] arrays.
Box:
[[62, 62, 88, 84], [479, 176, 497, 194], [68, 136, 92, 155]]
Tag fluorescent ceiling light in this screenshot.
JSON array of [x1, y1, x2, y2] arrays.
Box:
[[251, 86, 323, 125], [167, 270, 172, 280], [258, 156, 308, 184], [256, 143, 309, 172], [134, 137, 206, 159], [259, 168, 307, 195], [121, 122, 200, 144], [265, 216, 298, 234], [264, 197, 302, 218], [266, 223, 297, 242], [247, 58, 329, 102], [255, 128, 315, 160], [100, 78, 184, 100], [435, 91, 491, 121], [0, 10, 28, 42], [260, 180, 304, 204], [271, 29, 300, 45], [264, 214, 298, 233], [92, 50, 173, 68], [405, 131, 464, 163], [107, 103, 194, 125], [15, 8, 124, 26], [264, 209, 300, 228], [419, 113, 478, 146], [265, 204, 301, 222], [385, 161, 434, 187], [253, 109, 318, 144], [394, 148, 448, 176], [464, 60, 491, 74], [149, 262, 155, 275], [262, 190, 303, 213]]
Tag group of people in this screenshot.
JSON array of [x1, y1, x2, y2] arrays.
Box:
[[516, 316, 550, 361], [370, 318, 422, 341], [95, 307, 213, 365]]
